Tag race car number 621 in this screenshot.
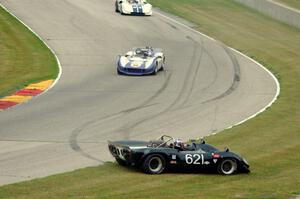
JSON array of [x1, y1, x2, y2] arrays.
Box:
[[185, 154, 204, 164]]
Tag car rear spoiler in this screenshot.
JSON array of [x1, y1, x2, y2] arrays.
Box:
[[107, 140, 129, 148]]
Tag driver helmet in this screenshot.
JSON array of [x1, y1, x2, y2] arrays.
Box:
[[144, 47, 153, 56], [174, 139, 183, 149], [135, 48, 142, 55]]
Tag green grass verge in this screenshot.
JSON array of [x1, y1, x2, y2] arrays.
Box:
[[275, 0, 300, 10], [0, 6, 58, 98], [0, 0, 299, 198]]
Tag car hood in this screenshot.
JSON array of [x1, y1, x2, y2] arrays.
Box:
[[128, 57, 146, 68]]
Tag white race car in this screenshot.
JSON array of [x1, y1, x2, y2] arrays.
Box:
[[115, 0, 152, 16], [117, 47, 165, 75]]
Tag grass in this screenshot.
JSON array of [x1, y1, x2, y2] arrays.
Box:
[[0, 0, 299, 198], [275, 0, 300, 10], [0, 6, 58, 98]]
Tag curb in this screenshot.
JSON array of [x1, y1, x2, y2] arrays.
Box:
[[0, 3, 62, 112], [0, 80, 54, 110]]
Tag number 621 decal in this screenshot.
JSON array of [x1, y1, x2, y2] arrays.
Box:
[[185, 154, 204, 165]]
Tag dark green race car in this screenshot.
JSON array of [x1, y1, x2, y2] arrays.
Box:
[[108, 135, 250, 175]]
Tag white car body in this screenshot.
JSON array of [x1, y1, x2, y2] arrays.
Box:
[[117, 47, 165, 75], [115, 0, 152, 16]]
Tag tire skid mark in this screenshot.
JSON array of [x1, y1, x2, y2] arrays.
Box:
[[0, 139, 105, 144], [172, 37, 220, 111], [202, 44, 241, 104], [170, 36, 204, 109], [68, 73, 172, 161], [151, 36, 203, 111], [177, 36, 206, 107], [68, 14, 174, 161], [143, 17, 172, 38], [157, 44, 241, 134], [0, 174, 31, 179], [164, 21, 178, 30], [117, 40, 241, 137], [117, 36, 205, 137], [68, 18, 238, 162]]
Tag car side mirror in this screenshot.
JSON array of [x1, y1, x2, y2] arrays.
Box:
[[224, 147, 229, 152]]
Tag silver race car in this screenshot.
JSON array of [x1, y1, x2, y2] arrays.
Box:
[[117, 47, 165, 75], [115, 0, 152, 16]]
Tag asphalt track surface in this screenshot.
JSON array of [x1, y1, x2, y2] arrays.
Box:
[[0, 0, 278, 185]]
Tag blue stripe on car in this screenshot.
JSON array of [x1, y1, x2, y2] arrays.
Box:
[[138, 4, 143, 13], [132, 4, 143, 13], [117, 59, 157, 75], [132, 4, 137, 13]]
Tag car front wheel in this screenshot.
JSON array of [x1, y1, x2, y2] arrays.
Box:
[[142, 154, 166, 174], [115, 2, 119, 12], [151, 63, 159, 75], [218, 158, 237, 175]]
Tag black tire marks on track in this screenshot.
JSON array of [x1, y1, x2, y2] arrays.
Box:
[[69, 35, 241, 163], [107, 36, 205, 140], [69, 72, 172, 162], [202, 44, 241, 104]]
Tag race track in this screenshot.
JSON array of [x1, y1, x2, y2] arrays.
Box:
[[0, 0, 278, 185]]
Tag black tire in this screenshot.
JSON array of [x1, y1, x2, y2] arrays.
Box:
[[159, 57, 165, 71], [151, 62, 159, 75], [115, 1, 119, 12], [151, 67, 157, 75], [116, 158, 127, 166], [162, 57, 166, 70], [142, 154, 166, 174], [160, 65, 164, 71], [217, 158, 238, 175]]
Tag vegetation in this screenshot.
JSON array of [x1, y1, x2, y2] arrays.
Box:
[[0, 6, 58, 98]]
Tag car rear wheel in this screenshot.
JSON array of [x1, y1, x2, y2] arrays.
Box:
[[218, 158, 237, 175], [142, 154, 166, 174]]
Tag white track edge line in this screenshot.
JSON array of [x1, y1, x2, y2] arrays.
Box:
[[0, 3, 62, 111], [0, 4, 280, 134], [268, 0, 300, 14], [154, 10, 280, 137]]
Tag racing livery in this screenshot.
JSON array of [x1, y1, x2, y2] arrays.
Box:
[[108, 135, 250, 175], [115, 0, 152, 16], [117, 47, 165, 75]]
